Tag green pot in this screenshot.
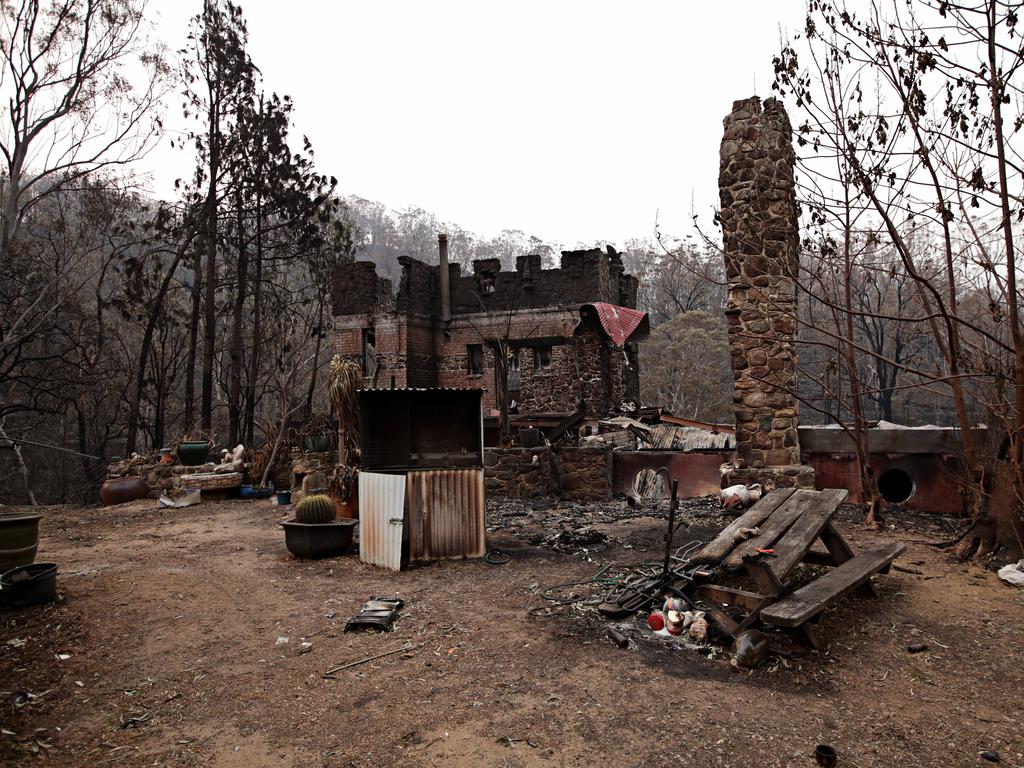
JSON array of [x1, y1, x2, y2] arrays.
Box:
[[0, 512, 41, 573], [302, 435, 332, 453], [177, 441, 210, 466]]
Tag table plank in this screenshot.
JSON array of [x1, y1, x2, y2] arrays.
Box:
[[690, 488, 796, 564], [723, 489, 818, 570], [768, 488, 848, 581], [760, 542, 906, 627]]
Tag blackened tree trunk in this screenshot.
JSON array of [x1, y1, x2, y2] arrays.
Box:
[[228, 183, 249, 444], [185, 247, 203, 431], [201, 102, 220, 432], [245, 196, 263, 445]]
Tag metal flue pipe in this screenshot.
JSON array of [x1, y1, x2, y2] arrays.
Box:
[[438, 233, 451, 323]]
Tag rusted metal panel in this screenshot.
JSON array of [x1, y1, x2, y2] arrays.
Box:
[[358, 471, 405, 570], [806, 452, 967, 516], [406, 469, 485, 561]]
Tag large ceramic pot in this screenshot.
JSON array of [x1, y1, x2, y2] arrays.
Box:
[[177, 441, 210, 466], [302, 435, 332, 453], [99, 476, 150, 505], [281, 519, 357, 559], [0, 512, 40, 572]]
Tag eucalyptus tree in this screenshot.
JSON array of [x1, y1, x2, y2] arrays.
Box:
[[180, 0, 255, 432]]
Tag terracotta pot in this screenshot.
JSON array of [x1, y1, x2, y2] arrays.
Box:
[[159, 449, 174, 465], [100, 476, 150, 506], [177, 441, 210, 466], [333, 490, 359, 520], [0, 512, 40, 572]]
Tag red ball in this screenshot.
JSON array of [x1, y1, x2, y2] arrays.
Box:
[[647, 611, 665, 631]]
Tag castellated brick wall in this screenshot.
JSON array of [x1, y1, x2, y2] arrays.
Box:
[[719, 96, 814, 490]]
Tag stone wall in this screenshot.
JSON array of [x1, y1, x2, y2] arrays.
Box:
[[719, 95, 814, 490], [552, 446, 612, 501], [484, 445, 612, 501], [289, 450, 337, 493], [484, 447, 554, 497]]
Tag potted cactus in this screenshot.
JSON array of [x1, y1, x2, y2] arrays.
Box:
[[280, 493, 358, 559]]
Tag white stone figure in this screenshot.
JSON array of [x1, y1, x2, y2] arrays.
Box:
[[214, 444, 246, 473]]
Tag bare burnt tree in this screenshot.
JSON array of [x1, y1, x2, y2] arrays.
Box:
[[775, 0, 1024, 559]]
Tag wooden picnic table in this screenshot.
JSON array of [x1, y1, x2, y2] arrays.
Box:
[[685, 487, 904, 648]]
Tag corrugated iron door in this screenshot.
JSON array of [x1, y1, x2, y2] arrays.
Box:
[[406, 469, 485, 561], [358, 471, 406, 571]]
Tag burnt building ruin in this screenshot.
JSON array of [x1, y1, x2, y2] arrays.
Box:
[[719, 96, 815, 491], [331, 244, 649, 434]]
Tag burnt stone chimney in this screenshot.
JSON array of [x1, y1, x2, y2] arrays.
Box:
[[719, 96, 814, 491]]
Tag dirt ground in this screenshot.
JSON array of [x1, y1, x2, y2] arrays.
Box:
[[2, 496, 1022, 768]]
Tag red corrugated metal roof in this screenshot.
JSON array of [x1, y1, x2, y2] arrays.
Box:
[[581, 303, 650, 345]]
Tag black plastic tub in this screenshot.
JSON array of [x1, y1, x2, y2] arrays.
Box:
[[280, 519, 357, 559], [1, 562, 58, 608]]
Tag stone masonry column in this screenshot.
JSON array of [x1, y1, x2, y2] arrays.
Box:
[[719, 96, 815, 491]]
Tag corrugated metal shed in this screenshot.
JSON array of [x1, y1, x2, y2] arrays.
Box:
[[358, 471, 405, 571], [407, 469, 485, 561], [358, 389, 487, 568]]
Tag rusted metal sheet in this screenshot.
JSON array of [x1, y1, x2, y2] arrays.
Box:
[[659, 414, 736, 435], [642, 425, 734, 451], [406, 469, 485, 561], [579, 303, 650, 344], [358, 471, 405, 570]]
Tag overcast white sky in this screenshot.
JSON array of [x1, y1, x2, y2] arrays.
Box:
[[144, 1, 807, 245]]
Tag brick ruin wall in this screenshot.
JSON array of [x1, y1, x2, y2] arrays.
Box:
[[719, 96, 814, 490], [330, 248, 641, 415]]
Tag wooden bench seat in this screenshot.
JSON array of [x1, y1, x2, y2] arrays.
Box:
[[760, 542, 906, 628]]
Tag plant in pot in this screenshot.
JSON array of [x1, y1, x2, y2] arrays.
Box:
[[328, 464, 359, 519], [280, 493, 357, 559], [326, 356, 362, 517], [299, 416, 334, 454]]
